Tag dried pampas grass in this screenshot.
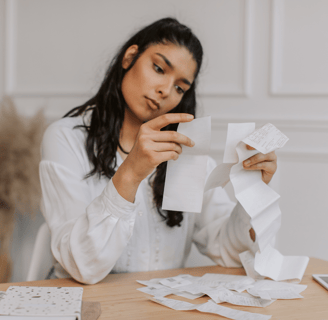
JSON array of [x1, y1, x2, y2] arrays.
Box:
[[0, 96, 47, 282]]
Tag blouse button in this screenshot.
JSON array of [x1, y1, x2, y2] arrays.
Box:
[[155, 227, 159, 233], [155, 258, 159, 262], [138, 211, 143, 217], [156, 247, 159, 253]]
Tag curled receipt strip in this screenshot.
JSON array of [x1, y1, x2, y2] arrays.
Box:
[[227, 123, 283, 252], [224, 123, 309, 282], [163, 119, 309, 282], [224, 123, 309, 281], [222, 123, 309, 281]]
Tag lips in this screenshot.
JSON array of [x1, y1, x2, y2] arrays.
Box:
[[146, 97, 160, 110]]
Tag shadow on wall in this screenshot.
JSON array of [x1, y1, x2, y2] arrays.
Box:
[[0, 97, 47, 283]]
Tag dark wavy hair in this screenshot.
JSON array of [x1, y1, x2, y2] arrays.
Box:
[[63, 17, 203, 227]]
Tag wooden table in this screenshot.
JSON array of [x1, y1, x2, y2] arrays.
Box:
[[0, 257, 327, 319]]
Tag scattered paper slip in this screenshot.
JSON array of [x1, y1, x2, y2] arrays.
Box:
[[160, 275, 193, 288], [248, 279, 307, 294], [197, 273, 255, 290], [247, 279, 307, 300], [215, 291, 274, 307], [150, 297, 272, 320]]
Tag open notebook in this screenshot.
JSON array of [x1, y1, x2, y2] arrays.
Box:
[[0, 286, 83, 319]]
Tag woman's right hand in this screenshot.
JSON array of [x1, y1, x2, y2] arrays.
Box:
[[112, 113, 195, 202], [125, 113, 195, 182]]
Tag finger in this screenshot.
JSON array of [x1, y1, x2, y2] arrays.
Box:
[[152, 131, 195, 147], [243, 161, 277, 174], [147, 113, 194, 131], [243, 151, 277, 167], [155, 151, 180, 163], [249, 228, 256, 242], [246, 144, 256, 150], [153, 142, 182, 154]]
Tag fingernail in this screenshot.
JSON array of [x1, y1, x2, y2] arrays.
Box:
[[187, 114, 194, 120], [244, 160, 250, 166], [190, 140, 195, 146]]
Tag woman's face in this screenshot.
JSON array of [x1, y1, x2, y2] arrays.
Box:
[[121, 42, 197, 124]]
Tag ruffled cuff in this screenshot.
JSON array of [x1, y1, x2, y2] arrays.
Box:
[[102, 179, 139, 219]]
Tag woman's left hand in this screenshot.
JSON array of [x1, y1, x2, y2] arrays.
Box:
[[243, 145, 277, 184]]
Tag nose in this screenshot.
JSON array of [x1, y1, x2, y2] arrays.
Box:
[[156, 78, 173, 98]]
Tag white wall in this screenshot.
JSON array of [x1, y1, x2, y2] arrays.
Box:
[[0, 0, 327, 282]]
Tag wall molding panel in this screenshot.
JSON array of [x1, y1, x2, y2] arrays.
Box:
[[270, 0, 328, 96], [4, 0, 253, 99], [199, 0, 253, 97], [4, 0, 94, 97]]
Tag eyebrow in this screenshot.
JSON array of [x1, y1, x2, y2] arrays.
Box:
[[155, 53, 192, 87]]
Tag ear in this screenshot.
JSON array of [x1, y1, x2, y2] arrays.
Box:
[[122, 44, 139, 69]]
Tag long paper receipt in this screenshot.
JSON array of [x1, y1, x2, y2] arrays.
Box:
[[163, 119, 309, 283]]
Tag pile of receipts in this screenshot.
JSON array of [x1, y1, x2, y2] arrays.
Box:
[[137, 273, 307, 319]]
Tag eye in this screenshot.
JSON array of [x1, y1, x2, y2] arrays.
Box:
[[175, 85, 185, 95], [154, 64, 164, 74]]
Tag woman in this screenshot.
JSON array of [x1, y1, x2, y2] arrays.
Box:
[[40, 18, 277, 284]]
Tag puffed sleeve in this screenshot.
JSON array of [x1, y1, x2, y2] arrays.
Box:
[[193, 157, 258, 267], [39, 122, 138, 284]]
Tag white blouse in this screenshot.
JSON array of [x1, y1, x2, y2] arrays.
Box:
[[39, 111, 258, 284]]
